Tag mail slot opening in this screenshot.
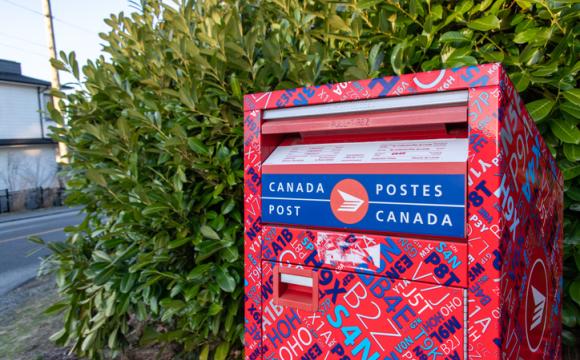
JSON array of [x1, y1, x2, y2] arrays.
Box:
[[274, 266, 318, 311]]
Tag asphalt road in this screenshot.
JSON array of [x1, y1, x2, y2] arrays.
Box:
[[0, 208, 84, 295]]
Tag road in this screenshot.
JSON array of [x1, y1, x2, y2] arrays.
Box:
[[0, 208, 84, 295]]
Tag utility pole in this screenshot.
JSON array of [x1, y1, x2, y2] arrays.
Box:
[[42, 0, 69, 163]]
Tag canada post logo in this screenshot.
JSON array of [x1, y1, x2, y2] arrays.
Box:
[[330, 179, 368, 224], [525, 258, 548, 353]]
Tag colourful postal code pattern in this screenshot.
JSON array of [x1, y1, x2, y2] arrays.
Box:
[[244, 64, 563, 360]]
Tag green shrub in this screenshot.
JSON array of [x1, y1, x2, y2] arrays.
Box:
[[47, 0, 579, 358]]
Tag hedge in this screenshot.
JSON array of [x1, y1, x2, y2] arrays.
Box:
[[45, 0, 579, 358]]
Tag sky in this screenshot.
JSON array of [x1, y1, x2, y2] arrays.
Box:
[[0, 0, 135, 86]]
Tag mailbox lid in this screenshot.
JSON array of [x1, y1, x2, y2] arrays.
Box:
[[262, 138, 467, 239], [262, 225, 468, 287], [261, 260, 467, 359]]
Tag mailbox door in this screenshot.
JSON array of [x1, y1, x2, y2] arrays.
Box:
[[261, 261, 466, 360]]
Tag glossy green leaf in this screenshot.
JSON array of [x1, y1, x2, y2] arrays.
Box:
[[563, 89, 580, 107], [515, 0, 532, 9], [120, 273, 137, 293], [510, 72, 530, 92], [514, 28, 541, 44], [28, 235, 46, 245], [467, 15, 500, 31], [44, 301, 68, 315], [187, 138, 209, 155], [560, 160, 580, 180], [86, 168, 107, 187], [561, 102, 580, 119], [208, 303, 223, 315], [215, 267, 236, 292], [390, 42, 405, 75], [328, 15, 351, 32], [564, 144, 580, 161], [186, 263, 213, 280], [439, 31, 470, 43], [199, 345, 210, 360], [200, 225, 220, 240], [551, 118, 580, 144], [527, 99, 555, 122], [196, 240, 227, 262], [214, 342, 230, 360]]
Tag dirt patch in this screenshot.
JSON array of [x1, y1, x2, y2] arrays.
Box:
[[0, 276, 77, 360]]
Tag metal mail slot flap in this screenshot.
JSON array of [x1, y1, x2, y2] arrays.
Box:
[[262, 90, 468, 120], [261, 138, 467, 239], [262, 105, 466, 135], [262, 91, 468, 136]]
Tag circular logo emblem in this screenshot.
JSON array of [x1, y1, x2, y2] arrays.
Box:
[[330, 179, 368, 224], [525, 258, 548, 353], [413, 69, 446, 89]]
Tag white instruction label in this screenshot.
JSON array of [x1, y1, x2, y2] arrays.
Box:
[[265, 138, 468, 165]]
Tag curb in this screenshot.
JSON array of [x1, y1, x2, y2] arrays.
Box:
[[0, 207, 82, 224]]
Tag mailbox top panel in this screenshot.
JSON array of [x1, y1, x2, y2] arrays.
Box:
[[244, 63, 503, 112]]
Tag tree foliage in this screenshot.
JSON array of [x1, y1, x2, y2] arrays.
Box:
[[47, 0, 579, 358]]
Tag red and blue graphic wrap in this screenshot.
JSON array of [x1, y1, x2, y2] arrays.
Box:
[[244, 64, 563, 360]]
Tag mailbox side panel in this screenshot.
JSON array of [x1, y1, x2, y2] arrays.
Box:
[[244, 110, 264, 359], [465, 86, 503, 360], [498, 72, 564, 359]]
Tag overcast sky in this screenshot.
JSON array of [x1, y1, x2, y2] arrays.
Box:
[[0, 0, 134, 85]]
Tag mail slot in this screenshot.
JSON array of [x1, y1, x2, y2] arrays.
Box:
[[243, 64, 563, 360]]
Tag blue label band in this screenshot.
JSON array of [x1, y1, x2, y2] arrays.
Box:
[[262, 174, 466, 238]]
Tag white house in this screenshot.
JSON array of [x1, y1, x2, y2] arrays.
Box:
[[0, 59, 59, 193]]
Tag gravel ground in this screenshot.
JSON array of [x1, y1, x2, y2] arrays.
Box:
[[0, 276, 178, 360]]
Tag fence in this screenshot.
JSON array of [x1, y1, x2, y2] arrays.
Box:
[[0, 187, 65, 214]]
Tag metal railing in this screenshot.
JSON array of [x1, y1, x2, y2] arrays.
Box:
[[0, 187, 65, 214]]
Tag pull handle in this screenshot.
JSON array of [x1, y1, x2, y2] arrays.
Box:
[[274, 266, 318, 312]]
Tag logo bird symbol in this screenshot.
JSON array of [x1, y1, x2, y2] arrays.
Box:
[[337, 190, 365, 212], [530, 286, 545, 331]]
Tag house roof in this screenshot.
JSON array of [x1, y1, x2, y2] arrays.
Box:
[[0, 72, 51, 87], [0, 59, 51, 87]]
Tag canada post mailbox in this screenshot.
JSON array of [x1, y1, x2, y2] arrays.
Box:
[[243, 64, 563, 360]]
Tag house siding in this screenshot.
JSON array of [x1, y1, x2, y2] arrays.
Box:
[[0, 82, 43, 139]]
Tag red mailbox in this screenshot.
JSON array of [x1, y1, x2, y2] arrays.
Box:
[[243, 64, 563, 360]]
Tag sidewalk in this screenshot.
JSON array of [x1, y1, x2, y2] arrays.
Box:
[[0, 206, 82, 224]]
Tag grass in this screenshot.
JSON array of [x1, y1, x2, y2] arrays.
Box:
[[0, 276, 75, 360]]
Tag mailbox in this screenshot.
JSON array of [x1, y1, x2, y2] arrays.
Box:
[[243, 64, 563, 360]]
